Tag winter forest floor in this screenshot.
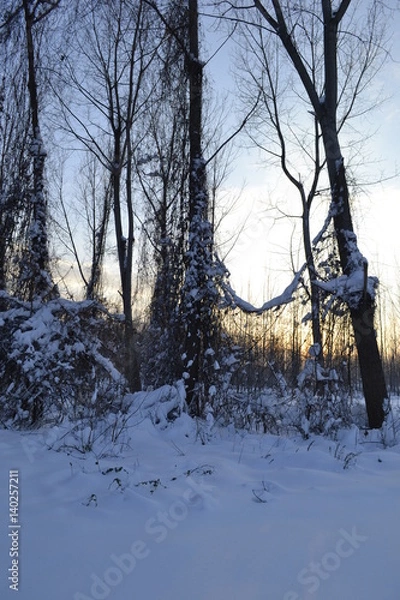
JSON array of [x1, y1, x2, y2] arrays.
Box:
[[1, 394, 400, 600]]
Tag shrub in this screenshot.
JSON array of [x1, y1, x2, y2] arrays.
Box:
[[0, 292, 127, 428]]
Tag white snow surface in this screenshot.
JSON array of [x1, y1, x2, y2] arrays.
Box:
[[1, 409, 400, 600]]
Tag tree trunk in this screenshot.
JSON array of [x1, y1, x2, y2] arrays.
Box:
[[124, 125, 141, 392], [320, 1, 387, 428], [182, 0, 216, 415], [350, 300, 386, 427], [303, 204, 323, 357], [323, 144, 387, 428], [22, 0, 55, 301], [111, 131, 140, 392]]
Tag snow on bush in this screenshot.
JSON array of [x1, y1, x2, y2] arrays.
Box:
[[0, 292, 127, 428]]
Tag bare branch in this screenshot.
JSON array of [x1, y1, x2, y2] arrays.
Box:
[[333, 0, 353, 24], [205, 93, 260, 166]]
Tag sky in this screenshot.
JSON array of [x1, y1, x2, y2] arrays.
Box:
[[204, 2, 400, 306], [54, 1, 400, 315]]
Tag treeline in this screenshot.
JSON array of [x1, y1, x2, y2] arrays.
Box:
[[220, 296, 400, 398]]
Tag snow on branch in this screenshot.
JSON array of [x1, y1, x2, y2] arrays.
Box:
[[314, 262, 378, 305], [312, 210, 333, 248], [220, 264, 306, 314]]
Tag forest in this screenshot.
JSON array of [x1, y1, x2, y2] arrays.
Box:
[[1, 0, 399, 439]]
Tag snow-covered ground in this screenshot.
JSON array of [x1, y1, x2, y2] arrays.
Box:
[[1, 405, 400, 600]]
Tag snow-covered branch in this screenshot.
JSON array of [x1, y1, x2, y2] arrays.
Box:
[[220, 264, 306, 314], [315, 266, 378, 305]]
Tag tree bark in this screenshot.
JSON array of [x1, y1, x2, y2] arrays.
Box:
[[111, 129, 140, 392], [22, 0, 56, 300], [182, 0, 216, 415], [303, 203, 323, 361], [323, 140, 386, 428], [319, 2, 387, 427]]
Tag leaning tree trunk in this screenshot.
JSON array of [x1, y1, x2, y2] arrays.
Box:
[[319, 1, 387, 428], [322, 123, 386, 428]]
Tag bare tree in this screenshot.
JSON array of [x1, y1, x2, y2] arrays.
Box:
[[1, 0, 60, 300], [53, 153, 112, 301], [52, 0, 161, 390], [0, 28, 30, 293], [218, 0, 388, 428], [179, 0, 225, 415], [143, 0, 226, 415], [81, 158, 112, 302], [137, 0, 190, 388], [236, 23, 325, 381], [21, 0, 60, 300]]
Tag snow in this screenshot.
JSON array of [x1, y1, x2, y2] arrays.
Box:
[[315, 269, 378, 303], [221, 265, 306, 314], [1, 406, 400, 600]]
